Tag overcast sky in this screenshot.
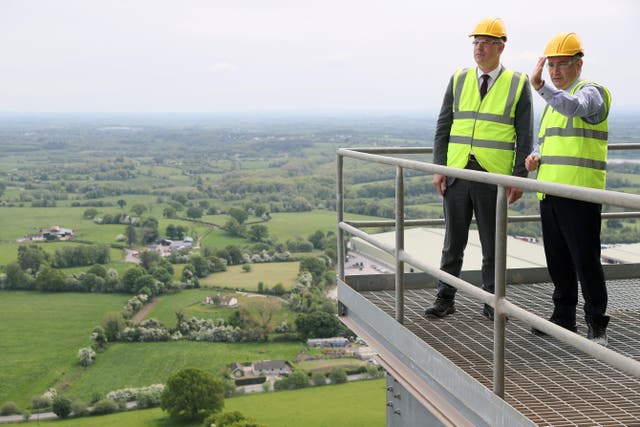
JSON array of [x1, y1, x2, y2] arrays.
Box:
[[2, 0, 639, 114]]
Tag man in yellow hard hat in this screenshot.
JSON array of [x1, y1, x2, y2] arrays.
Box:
[[425, 17, 533, 320], [525, 32, 611, 345]]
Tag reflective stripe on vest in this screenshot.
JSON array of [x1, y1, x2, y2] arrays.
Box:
[[447, 67, 526, 175], [536, 80, 611, 199]]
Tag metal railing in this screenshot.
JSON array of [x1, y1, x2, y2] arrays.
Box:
[[336, 144, 640, 398]]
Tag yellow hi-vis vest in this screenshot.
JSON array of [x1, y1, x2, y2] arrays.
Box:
[[447, 67, 527, 175], [536, 80, 611, 199]]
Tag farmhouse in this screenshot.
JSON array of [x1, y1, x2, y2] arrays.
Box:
[[17, 225, 74, 242], [229, 360, 292, 377], [153, 237, 194, 256]]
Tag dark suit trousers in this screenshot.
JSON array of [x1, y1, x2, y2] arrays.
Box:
[[437, 161, 497, 300], [540, 195, 608, 325]]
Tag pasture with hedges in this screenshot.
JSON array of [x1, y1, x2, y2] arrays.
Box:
[[0, 115, 409, 424]]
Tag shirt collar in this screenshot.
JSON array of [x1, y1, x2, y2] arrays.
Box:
[[477, 65, 502, 81]]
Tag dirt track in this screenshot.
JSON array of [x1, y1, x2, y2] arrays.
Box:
[[131, 297, 159, 323]]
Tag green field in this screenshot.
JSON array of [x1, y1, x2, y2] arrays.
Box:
[[297, 357, 368, 373], [66, 341, 304, 402], [141, 288, 296, 327], [199, 261, 300, 291], [39, 379, 386, 427], [0, 291, 130, 408], [0, 291, 306, 409]]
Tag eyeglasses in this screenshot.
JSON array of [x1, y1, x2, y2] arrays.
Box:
[[471, 40, 503, 46], [547, 60, 577, 70]]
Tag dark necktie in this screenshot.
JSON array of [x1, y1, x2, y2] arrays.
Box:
[[480, 74, 489, 99]]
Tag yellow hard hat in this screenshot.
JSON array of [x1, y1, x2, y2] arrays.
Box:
[[469, 17, 507, 41], [544, 32, 584, 57]]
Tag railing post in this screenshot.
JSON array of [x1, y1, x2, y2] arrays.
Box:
[[395, 166, 405, 323], [337, 153, 345, 281], [493, 185, 508, 397]]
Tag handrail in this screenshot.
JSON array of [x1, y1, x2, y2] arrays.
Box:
[[335, 146, 640, 398]]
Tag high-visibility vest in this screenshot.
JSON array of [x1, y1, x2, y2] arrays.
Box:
[[536, 80, 611, 199], [447, 67, 527, 175]]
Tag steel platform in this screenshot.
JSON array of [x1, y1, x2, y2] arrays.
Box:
[[340, 277, 640, 426]]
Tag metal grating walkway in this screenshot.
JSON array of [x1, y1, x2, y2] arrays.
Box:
[[360, 279, 640, 427]]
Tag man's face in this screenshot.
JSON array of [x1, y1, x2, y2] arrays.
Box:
[[473, 36, 504, 71], [546, 56, 582, 90]]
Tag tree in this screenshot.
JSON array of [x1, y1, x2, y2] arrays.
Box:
[[126, 225, 137, 246], [308, 230, 327, 249], [161, 368, 224, 420], [130, 203, 147, 216], [34, 265, 66, 291], [122, 266, 145, 293], [17, 244, 49, 274], [91, 326, 108, 350], [4, 262, 33, 290], [208, 411, 265, 427], [228, 207, 248, 224], [78, 347, 96, 366], [224, 217, 246, 238], [295, 311, 342, 339], [101, 312, 126, 341], [312, 372, 327, 386], [166, 224, 177, 239], [52, 396, 72, 419], [163, 206, 177, 219], [189, 255, 210, 278], [117, 199, 127, 210], [246, 298, 281, 339], [299, 256, 327, 285], [139, 250, 162, 271], [186, 206, 203, 219], [329, 367, 348, 384], [139, 217, 159, 244], [83, 208, 98, 219], [249, 224, 269, 242], [87, 264, 107, 278]]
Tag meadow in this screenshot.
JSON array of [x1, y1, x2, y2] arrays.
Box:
[[198, 261, 300, 291], [0, 291, 130, 408], [36, 379, 386, 427], [65, 341, 305, 401], [141, 287, 297, 327], [0, 290, 307, 409]]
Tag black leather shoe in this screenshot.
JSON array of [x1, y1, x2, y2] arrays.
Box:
[[483, 304, 494, 321], [531, 319, 577, 336], [424, 297, 455, 318], [587, 316, 609, 346], [587, 324, 608, 346]]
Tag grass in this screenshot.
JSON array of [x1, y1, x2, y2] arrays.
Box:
[[199, 262, 300, 291], [141, 288, 296, 327], [39, 379, 386, 427], [66, 341, 305, 401], [198, 227, 246, 250], [266, 211, 337, 240], [226, 379, 385, 427], [0, 291, 130, 408], [0, 290, 306, 408], [296, 357, 368, 373]]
